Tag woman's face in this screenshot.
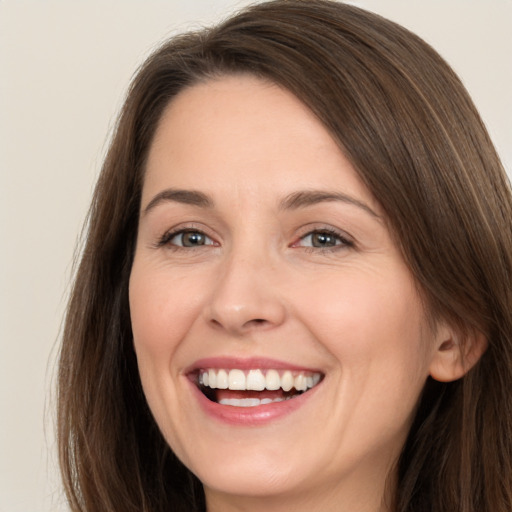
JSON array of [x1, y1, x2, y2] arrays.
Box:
[[129, 75, 445, 509]]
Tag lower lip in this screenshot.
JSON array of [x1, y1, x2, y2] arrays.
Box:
[[187, 379, 320, 426]]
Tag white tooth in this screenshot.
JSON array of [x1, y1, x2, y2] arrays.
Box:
[[243, 398, 261, 407], [208, 369, 217, 388], [294, 374, 307, 391], [265, 369, 280, 390], [228, 369, 246, 390], [260, 398, 273, 405], [306, 376, 313, 389], [281, 371, 294, 392], [312, 373, 321, 386], [246, 369, 265, 390], [201, 371, 209, 386], [216, 369, 228, 389], [219, 398, 236, 406], [219, 398, 261, 407]]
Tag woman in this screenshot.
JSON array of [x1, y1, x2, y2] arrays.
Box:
[[57, 1, 512, 511]]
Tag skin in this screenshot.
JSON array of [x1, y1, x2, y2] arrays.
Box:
[[129, 75, 461, 512]]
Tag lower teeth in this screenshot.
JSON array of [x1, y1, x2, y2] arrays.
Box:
[[218, 396, 294, 407], [198, 383, 304, 406]]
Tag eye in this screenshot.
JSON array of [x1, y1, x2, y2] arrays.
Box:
[[294, 229, 353, 250], [161, 229, 215, 248]]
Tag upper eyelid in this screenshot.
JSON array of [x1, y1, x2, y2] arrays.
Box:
[[164, 227, 214, 242], [162, 222, 213, 236], [293, 230, 353, 248], [170, 229, 214, 240], [154, 224, 218, 248], [154, 223, 355, 247], [294, 224, 354, 242]]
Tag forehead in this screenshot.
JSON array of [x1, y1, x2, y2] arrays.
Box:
[[142, 74, 379, 214]]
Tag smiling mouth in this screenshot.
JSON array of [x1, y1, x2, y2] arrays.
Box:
[[195, 368, 323, 407]]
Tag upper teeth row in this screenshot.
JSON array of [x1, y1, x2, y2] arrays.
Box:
[[199, 368, 321, 392]]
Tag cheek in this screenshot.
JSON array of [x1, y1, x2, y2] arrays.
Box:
[[129, 264, 204, 361], [297, 266, 432, 390], [128, 263, 203, 431], [128, 267, 174, 410], [306, 268, 421, 332], [128, 263, 203, 441], [312, 274, 430, 442]]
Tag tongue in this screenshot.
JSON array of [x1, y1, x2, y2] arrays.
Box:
[[216, 389, 288, 402]]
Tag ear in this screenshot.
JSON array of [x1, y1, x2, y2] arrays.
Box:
[[429, 323, 487, 382]]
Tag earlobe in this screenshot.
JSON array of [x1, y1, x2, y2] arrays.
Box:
[[429, 326, 487, 383]]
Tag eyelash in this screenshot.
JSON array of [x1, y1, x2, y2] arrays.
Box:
[[293, 227, 354, 253], [156, 228, 216, 249], [156, 227, 354, 253]]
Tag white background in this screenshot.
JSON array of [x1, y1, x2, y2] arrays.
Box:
[[1, 1, 511, 510]]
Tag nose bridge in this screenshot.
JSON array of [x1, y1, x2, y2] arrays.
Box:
[[205, 238, 286, 334]]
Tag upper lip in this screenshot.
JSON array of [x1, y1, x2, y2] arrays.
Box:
[[184, 356, 323, 375]]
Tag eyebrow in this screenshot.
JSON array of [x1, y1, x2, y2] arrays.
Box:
[[142, 187, 380, 219], [143, 189, 213, 216], [279, 190, 380, 218]]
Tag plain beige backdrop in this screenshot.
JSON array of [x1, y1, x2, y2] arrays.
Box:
[[1, 1, 511, 510]]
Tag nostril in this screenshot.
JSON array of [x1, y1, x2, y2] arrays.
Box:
[[247, 318, 266, 326]]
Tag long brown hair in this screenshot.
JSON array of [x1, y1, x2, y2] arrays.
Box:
[[58, 1, 512, 510]]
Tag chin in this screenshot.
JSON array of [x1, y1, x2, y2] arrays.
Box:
[[196, 456, 306, 500]]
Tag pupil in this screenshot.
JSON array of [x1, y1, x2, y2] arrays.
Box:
[[183, 232, 204, 246], [313, 232, 336, 247]]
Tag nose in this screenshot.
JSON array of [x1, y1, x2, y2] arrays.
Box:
[[204, 250, 287, 336]]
